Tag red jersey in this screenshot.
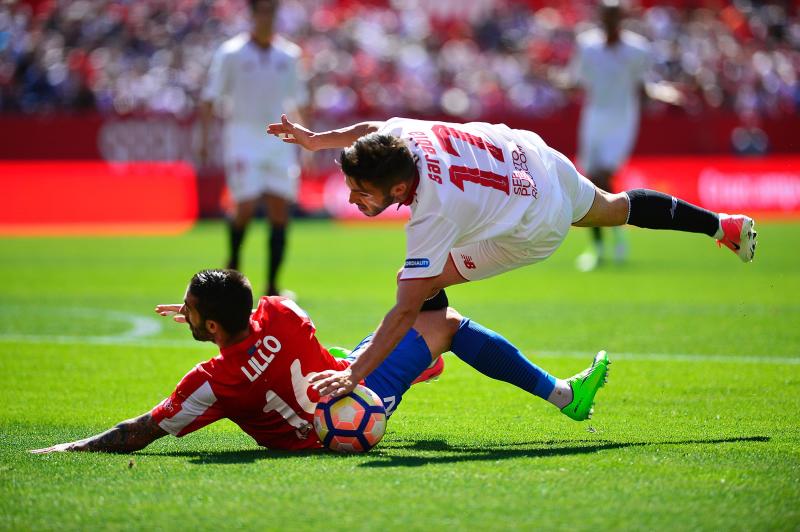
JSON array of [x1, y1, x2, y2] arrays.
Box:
[[151, 296, 349, 450]]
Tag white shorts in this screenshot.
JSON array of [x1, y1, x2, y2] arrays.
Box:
[[578, 112, 639, 174], [223, 124, 300, 203], [224, 156, 300, 203], [451, 145, 596, 281]]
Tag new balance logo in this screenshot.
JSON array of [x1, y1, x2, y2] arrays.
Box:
[[461, 254, 476, 269]]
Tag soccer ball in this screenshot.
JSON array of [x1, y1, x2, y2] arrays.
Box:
[[313, 385, 387, 452]]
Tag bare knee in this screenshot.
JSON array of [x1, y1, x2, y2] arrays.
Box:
[[413, 306, 463, 357], [444, 307, 463, 339], [574, 189, 629, 227], [264, 194, 291, 226], [232, 200, 258, 227]]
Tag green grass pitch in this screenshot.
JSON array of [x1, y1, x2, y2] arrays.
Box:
[[1, 220, 799, 530]]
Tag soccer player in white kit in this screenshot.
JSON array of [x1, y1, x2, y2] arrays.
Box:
[[267, 114, 755, 402], [566, 0, 684, 270], [199, 0, 309, 296]]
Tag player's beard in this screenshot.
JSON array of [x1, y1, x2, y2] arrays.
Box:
[[189, 321, 214, 342], [359, 192, 397, 217]]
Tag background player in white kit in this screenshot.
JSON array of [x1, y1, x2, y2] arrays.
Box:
[[559, 0, 684, 271], [267, 114, 756, 399], [199, 0, 309, 296]]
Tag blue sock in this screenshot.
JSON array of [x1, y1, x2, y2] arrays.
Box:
[[450, 318, 556, 399]]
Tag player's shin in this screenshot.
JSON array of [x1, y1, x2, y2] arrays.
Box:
[[449, 319, 556, 400], [267, 225, 286, 295], [227, 221, 247, 270], [625, 189, 720, 236]]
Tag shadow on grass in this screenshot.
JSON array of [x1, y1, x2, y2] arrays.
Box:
[[136, 436, 769, 467], [136, 448, 325, 465], [361, 436, 771, 468]]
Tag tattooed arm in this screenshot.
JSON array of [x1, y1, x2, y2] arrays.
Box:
[[30, 413, 167, 454]]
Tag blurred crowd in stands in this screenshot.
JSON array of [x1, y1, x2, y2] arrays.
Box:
[[1, 0, 798, 122]]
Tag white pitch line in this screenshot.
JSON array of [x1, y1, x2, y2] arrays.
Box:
[[531, 349, 800, 366], [0, 308, 163, 346], [0, 330, 798, 366], [0, 334, 192, 347]]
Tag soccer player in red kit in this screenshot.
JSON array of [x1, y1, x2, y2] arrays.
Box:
[[149, 274, 352, 450], [29, 269, 445, 453], [30, 269, 609, 454]]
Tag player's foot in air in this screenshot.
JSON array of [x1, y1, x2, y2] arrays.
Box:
[[412, 355, 445, 385], [561, 350, 610, 421], [717, 214, 757, 262]]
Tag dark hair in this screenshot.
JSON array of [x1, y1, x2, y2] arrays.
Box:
[[339, 133, 416, 193], [188, 269, 253, 334]]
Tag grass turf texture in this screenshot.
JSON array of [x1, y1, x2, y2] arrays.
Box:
[[1, 220, 798, 530]]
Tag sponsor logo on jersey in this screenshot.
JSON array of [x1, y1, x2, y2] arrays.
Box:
[[461, 254, 477, 269], [296, 422, 314, 439], [405, 258, 430, 268], [512, 170, 538, 198], [162, 398, 174, 413]]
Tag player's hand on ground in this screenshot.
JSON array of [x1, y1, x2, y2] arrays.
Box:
[[154, 304, 187, 323], [266, 114, 317, 151], [29, 442, 75, 454], [310, 368, 356, 398]]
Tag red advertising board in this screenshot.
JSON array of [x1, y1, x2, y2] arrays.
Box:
[[1, 153, 797, 236], [617, 157, 800, 219], [307, 156, 800, 222], [0, 162, 198, 235]]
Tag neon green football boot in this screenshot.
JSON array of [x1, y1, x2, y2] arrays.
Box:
[[328, 346, 352, 359], [561, 350, 610, 421]]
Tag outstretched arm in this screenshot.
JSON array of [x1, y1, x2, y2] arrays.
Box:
[[30, 413, 167, 454], [155, 303, 187, 323], [310, 277, 438, 397], [266, 114, 384, 151]]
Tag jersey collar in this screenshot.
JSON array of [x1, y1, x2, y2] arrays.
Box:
[[400, 168, 420, 207], [248, 34, 273, 52], [219, 320, 260, 357]]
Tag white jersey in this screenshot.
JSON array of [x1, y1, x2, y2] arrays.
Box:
[[203, 33, 308, 158], [378, 118, 578, 280], [573, 29, 653, 172]]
